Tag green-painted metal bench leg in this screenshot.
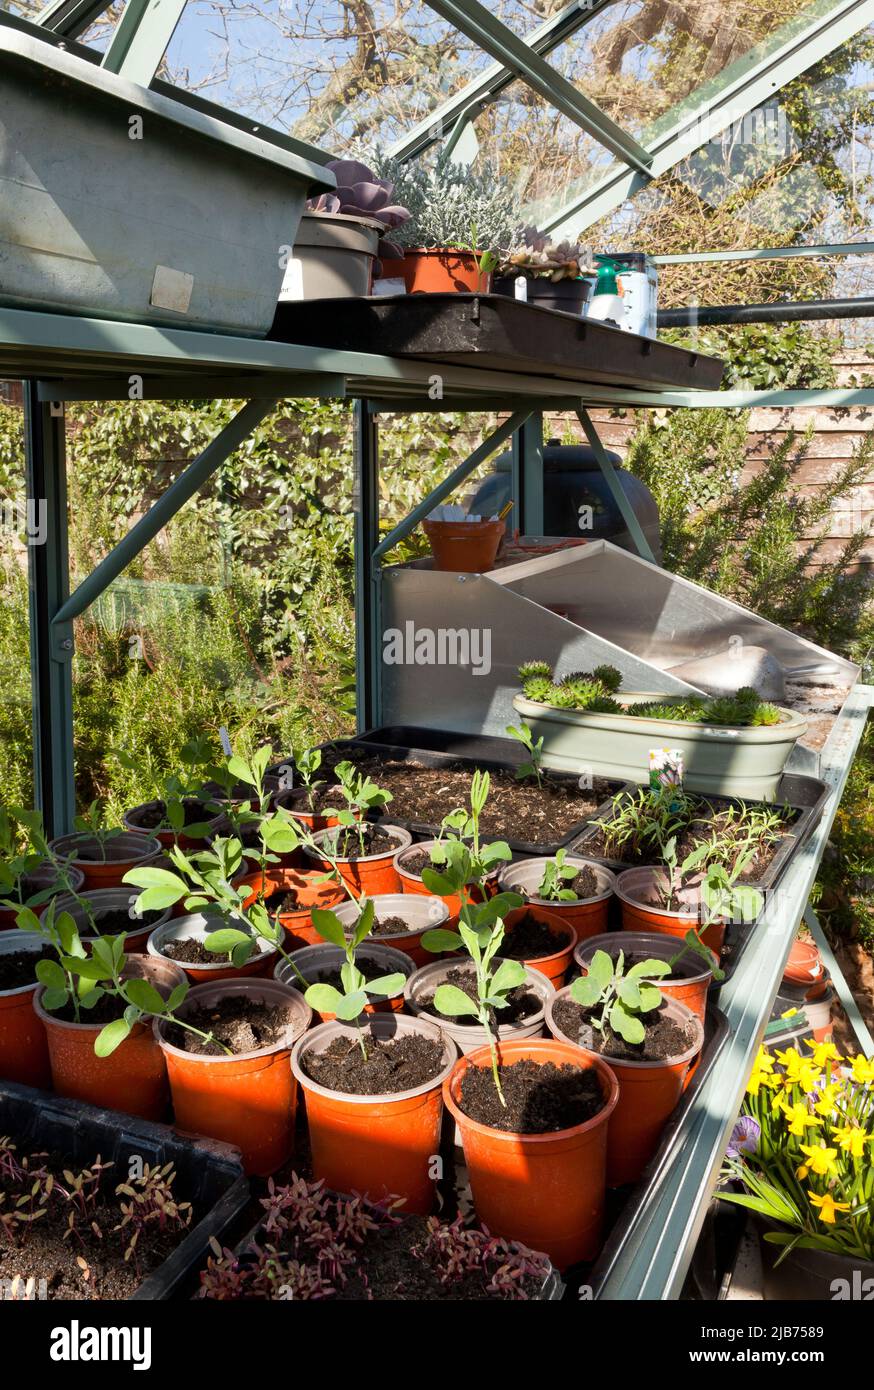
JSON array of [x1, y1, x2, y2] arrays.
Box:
[[577, 406, 656, 564], [804, 904, 874, 1059]]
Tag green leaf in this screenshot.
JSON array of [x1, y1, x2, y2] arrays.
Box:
[[490, 958, 527, 995], [136, 885, 185, 913], [310, 909, 346, 949], [626, 958, 671, 981], [420, 928, 462, 954], [351, 899, 376, 950], [587, 949, 614, 991], [421, 868, 457, 897], [433, 983, 479, 1018], [305, 982, 344, 1014], [123, 866, 187, 890], [227, 755, 254, 787], [166, 983, 189, 1014], [203, 928, 253, 954], [334, 990, 369, 1021], [123, 979, 167, 1015], [94, 1017, 133, 1057], [610, 1000, 645, 1045], [364, 972, 405, 997], [61, 955, 114, 982], [637, 982, 663, 1012], [35, 959, 66, 991], [616, 976, 642, 1009], [570, 974, 603, 1008], [40, 987, 69, 1012]]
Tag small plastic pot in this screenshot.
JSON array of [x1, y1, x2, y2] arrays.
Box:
[[501, 906, 577, 989], [546, 987, 704, 1187], [274, 941, 415, 1021], [394, 840, 496, 916], [304, 825, 412, 897], [498, 857, 615, 943], [401, 247, 490, 294], [0, 932, 51, 1088], [291, 1012, 457, 1213], [156, 978, 311, 1176], [147, 914, 277, 983], [236, 866, 345, 951], [783, 938, 826, 1000], [492, 275, 595, 315], [34, 956, 185, 1121], [404, 957, 554, 1055], [574, 931, 717, 1022], [48, 831, 162, 891], [443, 1037, 619, 1270], [615, 866, 729, 954], [331, 894, 450, 967], [272, 785, 356, 834], [422, 519, 504, 573], [51, 888, 170, 954], [804, 985, 836, 1041], [122, 798, 225, 850], [0, 864, 86, 932]]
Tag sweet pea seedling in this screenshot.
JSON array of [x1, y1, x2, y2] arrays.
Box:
[[570, 948, 670, 1046], [537, 848, 585, 902], [505, 721, 544, 789], [306, 901, 407, 1054]]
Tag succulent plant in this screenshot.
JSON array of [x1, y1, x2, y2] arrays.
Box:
[[307, 158, 411, 262], [369, 150, 517, 258], [521, 675, 553, 704], [591, 664, 623, 694], [498, 227, 594, 282], [518, 660, 552, 682], [587, 695, 623, 714]]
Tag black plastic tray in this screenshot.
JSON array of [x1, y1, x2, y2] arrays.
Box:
[[0, 1080, 250, 1301], [275, 727, 627, 856], [270, 294, 725, 393], [565, 770, 829, 896]]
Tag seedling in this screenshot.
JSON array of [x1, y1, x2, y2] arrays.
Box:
[[113, 737, 215, 838], [0, 807, 82, 910], [506, 721, 544, 789], [293, 745, 325, 811], [332, 761, 393, 856], [305, 900, 407, 1054], [71, 802, 124, 862], [570, 948, 670, 1045], [537, 848, 586, 902]]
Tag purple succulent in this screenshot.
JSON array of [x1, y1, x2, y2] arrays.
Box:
[[726, 1115, 761, 1159], [307, 159, 411, 264]]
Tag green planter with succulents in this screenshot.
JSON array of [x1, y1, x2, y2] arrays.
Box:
[[512, 662, 807, 799]]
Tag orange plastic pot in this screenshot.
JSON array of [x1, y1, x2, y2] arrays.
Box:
[[502, 906, 576, 989], [305, 825, 412, 897], [0, 933, 51, 1088], [147, 913, 277, 983], [443, 1037, 619, 1270], [122, 799, 225, 850], [237, 866, 345, 951], [422, 519, 504, 573], [331, 893, 450, 968], [400, 247, 491, 294], [157, 978, 311, 1176], [34, 956, 185, 1120], [48, 831, 162, 891], [50, 888, 170, 955], [784, 938, 826, 999], [394, 840, 495, 916], [292, 1013, 457, 1213], [615, 867, 728, 954], [547, 988, 703, 1187], [498, 858, 616, 943], [0, 864, 86, 932], [272, 786, 359, 835], [574, 930, 716, 1023], [274, 942, 414, 1021]]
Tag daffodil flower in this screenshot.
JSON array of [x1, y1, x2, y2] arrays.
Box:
[[851, 1055, 874, 1086], [831, 1123, 871, 1160], [808, 1191, 851, 1225], [781, 1101, 823, 1137], [806, 1039, 842, 1068], [796, 1143, 838, 1178], [813, 1083, 841, 1118]]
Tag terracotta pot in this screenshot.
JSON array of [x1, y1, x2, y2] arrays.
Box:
[[274, 941, 414, 1021], [0, 932, 51, 1088], [404, 957, 554, 1055], [304, 825, 412, 897], [615, 866, 729, 954], [783, 938, 826, 1000], [574, 930, 717, 1022], [48, 831, 162, 891], [443, 1037, 619, 1270], [422, 518, 504, 573], [51, 888, 170, 954], [272, 786, 356, 834], [0, 864, 86, 932], [157, 978, 311, 1176], [501, 906, 576, 989], [147, 913, 277, 983], [546, 987, 703, 1186], [291, 1013, 457, 1213], [331, 893, 450, 967], [34, 955, 185, 1120], [122, 798, 225, 850], [498, 857, 616, 943], [394, 840, 495, 916], [237, 866, 345, 951], [400, 246, 490, 294]]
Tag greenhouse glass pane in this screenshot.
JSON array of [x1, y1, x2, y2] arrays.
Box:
[[0, 382, 34, 810]]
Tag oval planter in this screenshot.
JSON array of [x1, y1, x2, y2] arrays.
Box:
[[574, 930, 717, 1022], [400, 247, 490, 294], [443, 1037, 619, 1270], [291, 1013, 457, 1213], [331, 893, 450, 967], [272, 785, 353, 834], [546, 987, 703, 1187], [404, 957, 554, 1055], [498, 857, 616, 943], [422, 518, 504, 573], [783, 938, 826, 1000], [274, 941, 415, 1021], [292, 211, 381, 298], [34, 956, 185, 1120], [394, 839, 495, 916], [304, 824, 412, 897], [147, 914, 277, 983], [122, 798, 225, 850], [501, 906, 576, 989], [0, 863, 86, 932], [511, 693, 808, 801], [48, 831, 162, 891], [0, 932, 51, 1088], [236, 866, 345, 951], [615, 866, 731, 954], [156, 978, 311, 1177], [51, 888, 171, 954], [758, 1222, 874, 1300]]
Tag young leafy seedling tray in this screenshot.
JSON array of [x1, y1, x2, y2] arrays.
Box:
[[278, 726, 627, 856], [0, 1080, 250, 1301]]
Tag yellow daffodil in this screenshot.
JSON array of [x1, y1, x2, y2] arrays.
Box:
[[831, 1123, 871, 1160], [754, 1047, 775, 1074], [775, 1046, 802, 1074], [808, 1191, 851, 1225], [806, 1039, 842, 1068], [747, 1069, 772, 1098], [796, 1144, 838, 1179], [781, 1101, 823, 1136], [851, 1055, 874, 1086], [813, 1083, 841, 1118]]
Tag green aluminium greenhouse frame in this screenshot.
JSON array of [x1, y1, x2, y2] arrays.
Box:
[[4, 0, 874, 1299]]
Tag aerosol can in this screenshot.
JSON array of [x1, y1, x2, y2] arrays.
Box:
[[587, 253, 658, 338]]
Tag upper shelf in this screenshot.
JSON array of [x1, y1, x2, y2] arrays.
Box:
[[270, 294, 725, 394]]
